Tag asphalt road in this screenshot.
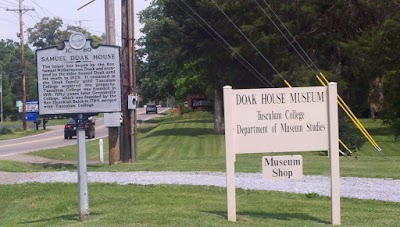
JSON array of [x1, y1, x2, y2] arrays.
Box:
[[0, 107, 168, 158]]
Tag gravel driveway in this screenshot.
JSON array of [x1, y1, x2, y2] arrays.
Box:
[[1, 170, 399, 203]]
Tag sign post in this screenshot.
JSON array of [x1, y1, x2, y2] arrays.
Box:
[[76, 113, 89, 220], [223, 83, 340, 225], [328, 83, 340, 225], [223, 86, 236, 221], [36, 33, 121, 221]]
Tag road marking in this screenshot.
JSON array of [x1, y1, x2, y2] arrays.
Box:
[[0, 125, 105, 148], [0, 135, 65, 148]]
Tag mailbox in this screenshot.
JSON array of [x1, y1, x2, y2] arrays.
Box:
[[33, 119, 41, 130], [43, 118, 48, 129]]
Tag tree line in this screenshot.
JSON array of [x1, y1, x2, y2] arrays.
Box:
[[136, 0, 400, 142], [1, 1, 399, 145]]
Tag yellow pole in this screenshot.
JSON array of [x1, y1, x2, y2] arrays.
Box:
[[318, 73, 381, 152], [284, 79, 292, 88], [284, 78, 353, 156], [339, 139, 353, 154], [316, 75, 379, 151]]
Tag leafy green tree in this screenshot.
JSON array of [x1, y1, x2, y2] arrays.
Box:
[[378, 16, 400, 137], [137, 2, 182, 103], [57, 25, 104, 46], [137, 0, 400, 142], [27, 17, 104, 49], [27, 17, 63, 49], [0, 39, 36, 120]]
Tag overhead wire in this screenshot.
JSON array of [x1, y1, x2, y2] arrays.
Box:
[[256, 0, 381, 152], [0, 0, 17, 7], [178, 0, 274, 87], [260, 0, 322, 73], [210, 0, 284, 82], [177, 0, 272, 87], [253, 0, 318, 76], [208, 0, 362, 156], [23, 0, 106, 38]]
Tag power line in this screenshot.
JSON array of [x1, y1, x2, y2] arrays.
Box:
[[258, 0, 321, 73], [21, 0, 106, 36], [181, 0, 274, 87], [255, 0, 381, 152], [211, 0, 286, 82], [254, 0, 318, 75], [0, 0, 17, 7], [177, 0, 273, 87]]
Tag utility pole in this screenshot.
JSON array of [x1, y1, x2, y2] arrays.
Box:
[[78, 0, 121, 164], [104, 0, 120, 164], [6, 1, 34, 130], [121, 0, 132, 162], [128, 0, 138, 162], [105, 0, 116, 45]]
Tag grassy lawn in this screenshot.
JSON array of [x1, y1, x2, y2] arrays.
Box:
[[0, 127, 48, 140], [0, 118, 51, 140], [1, 111, 395, 179], [0, 183, 399, 226], [0, 117, 67, 140], [0, 112, 399, 225], [0, 115, 99, 140]]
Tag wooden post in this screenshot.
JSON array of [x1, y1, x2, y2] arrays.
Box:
[[109, 127, 120, 165], [105, 0, 116, 45], [223, 86, 236, 222], [121, 0, 132, 162], [328, 82, 341, 225], [128, 0, 138, 162], [19, 0, 27, 130]]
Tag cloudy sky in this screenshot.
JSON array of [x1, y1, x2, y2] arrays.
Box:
[[0, 0, 151, 45]]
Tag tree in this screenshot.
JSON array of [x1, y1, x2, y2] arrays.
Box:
[[27, 17, 63, 49], [137, 0, 400, 144], [0, 39, 36, 120], [27, 17, 104, 49], [378, 16, 400, 137]]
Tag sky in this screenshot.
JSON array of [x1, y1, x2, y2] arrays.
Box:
[[0, 0, 151, 46]]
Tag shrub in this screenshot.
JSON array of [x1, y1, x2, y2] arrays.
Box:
[[0, 126, 13, 135]]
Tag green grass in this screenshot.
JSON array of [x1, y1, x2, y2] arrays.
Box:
[[0, 115, 95, 140], [0, 183, 399, 226], [0, 112, 399, 226], [355, 119, 399, 157], [31, 137, 110, 162], [1, 112, 399, 179], [0, 117, 66, 140], [0, 128, 48, 140]]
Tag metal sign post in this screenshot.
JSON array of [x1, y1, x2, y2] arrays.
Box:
[[76, 113, 89, 221], [36, 32, 122, 221]]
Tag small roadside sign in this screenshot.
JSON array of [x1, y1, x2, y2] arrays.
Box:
[[262, 155, 303, 180]]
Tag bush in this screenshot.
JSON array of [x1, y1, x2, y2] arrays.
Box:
[[0, 126, 13, 135]]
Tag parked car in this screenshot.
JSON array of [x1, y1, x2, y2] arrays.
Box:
[[64, 118, 95, 139], [146, 104, 158, 114]]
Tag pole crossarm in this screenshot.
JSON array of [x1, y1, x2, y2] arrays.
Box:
[[316, 73, 382, 153], [6, 8, 34, 13]]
